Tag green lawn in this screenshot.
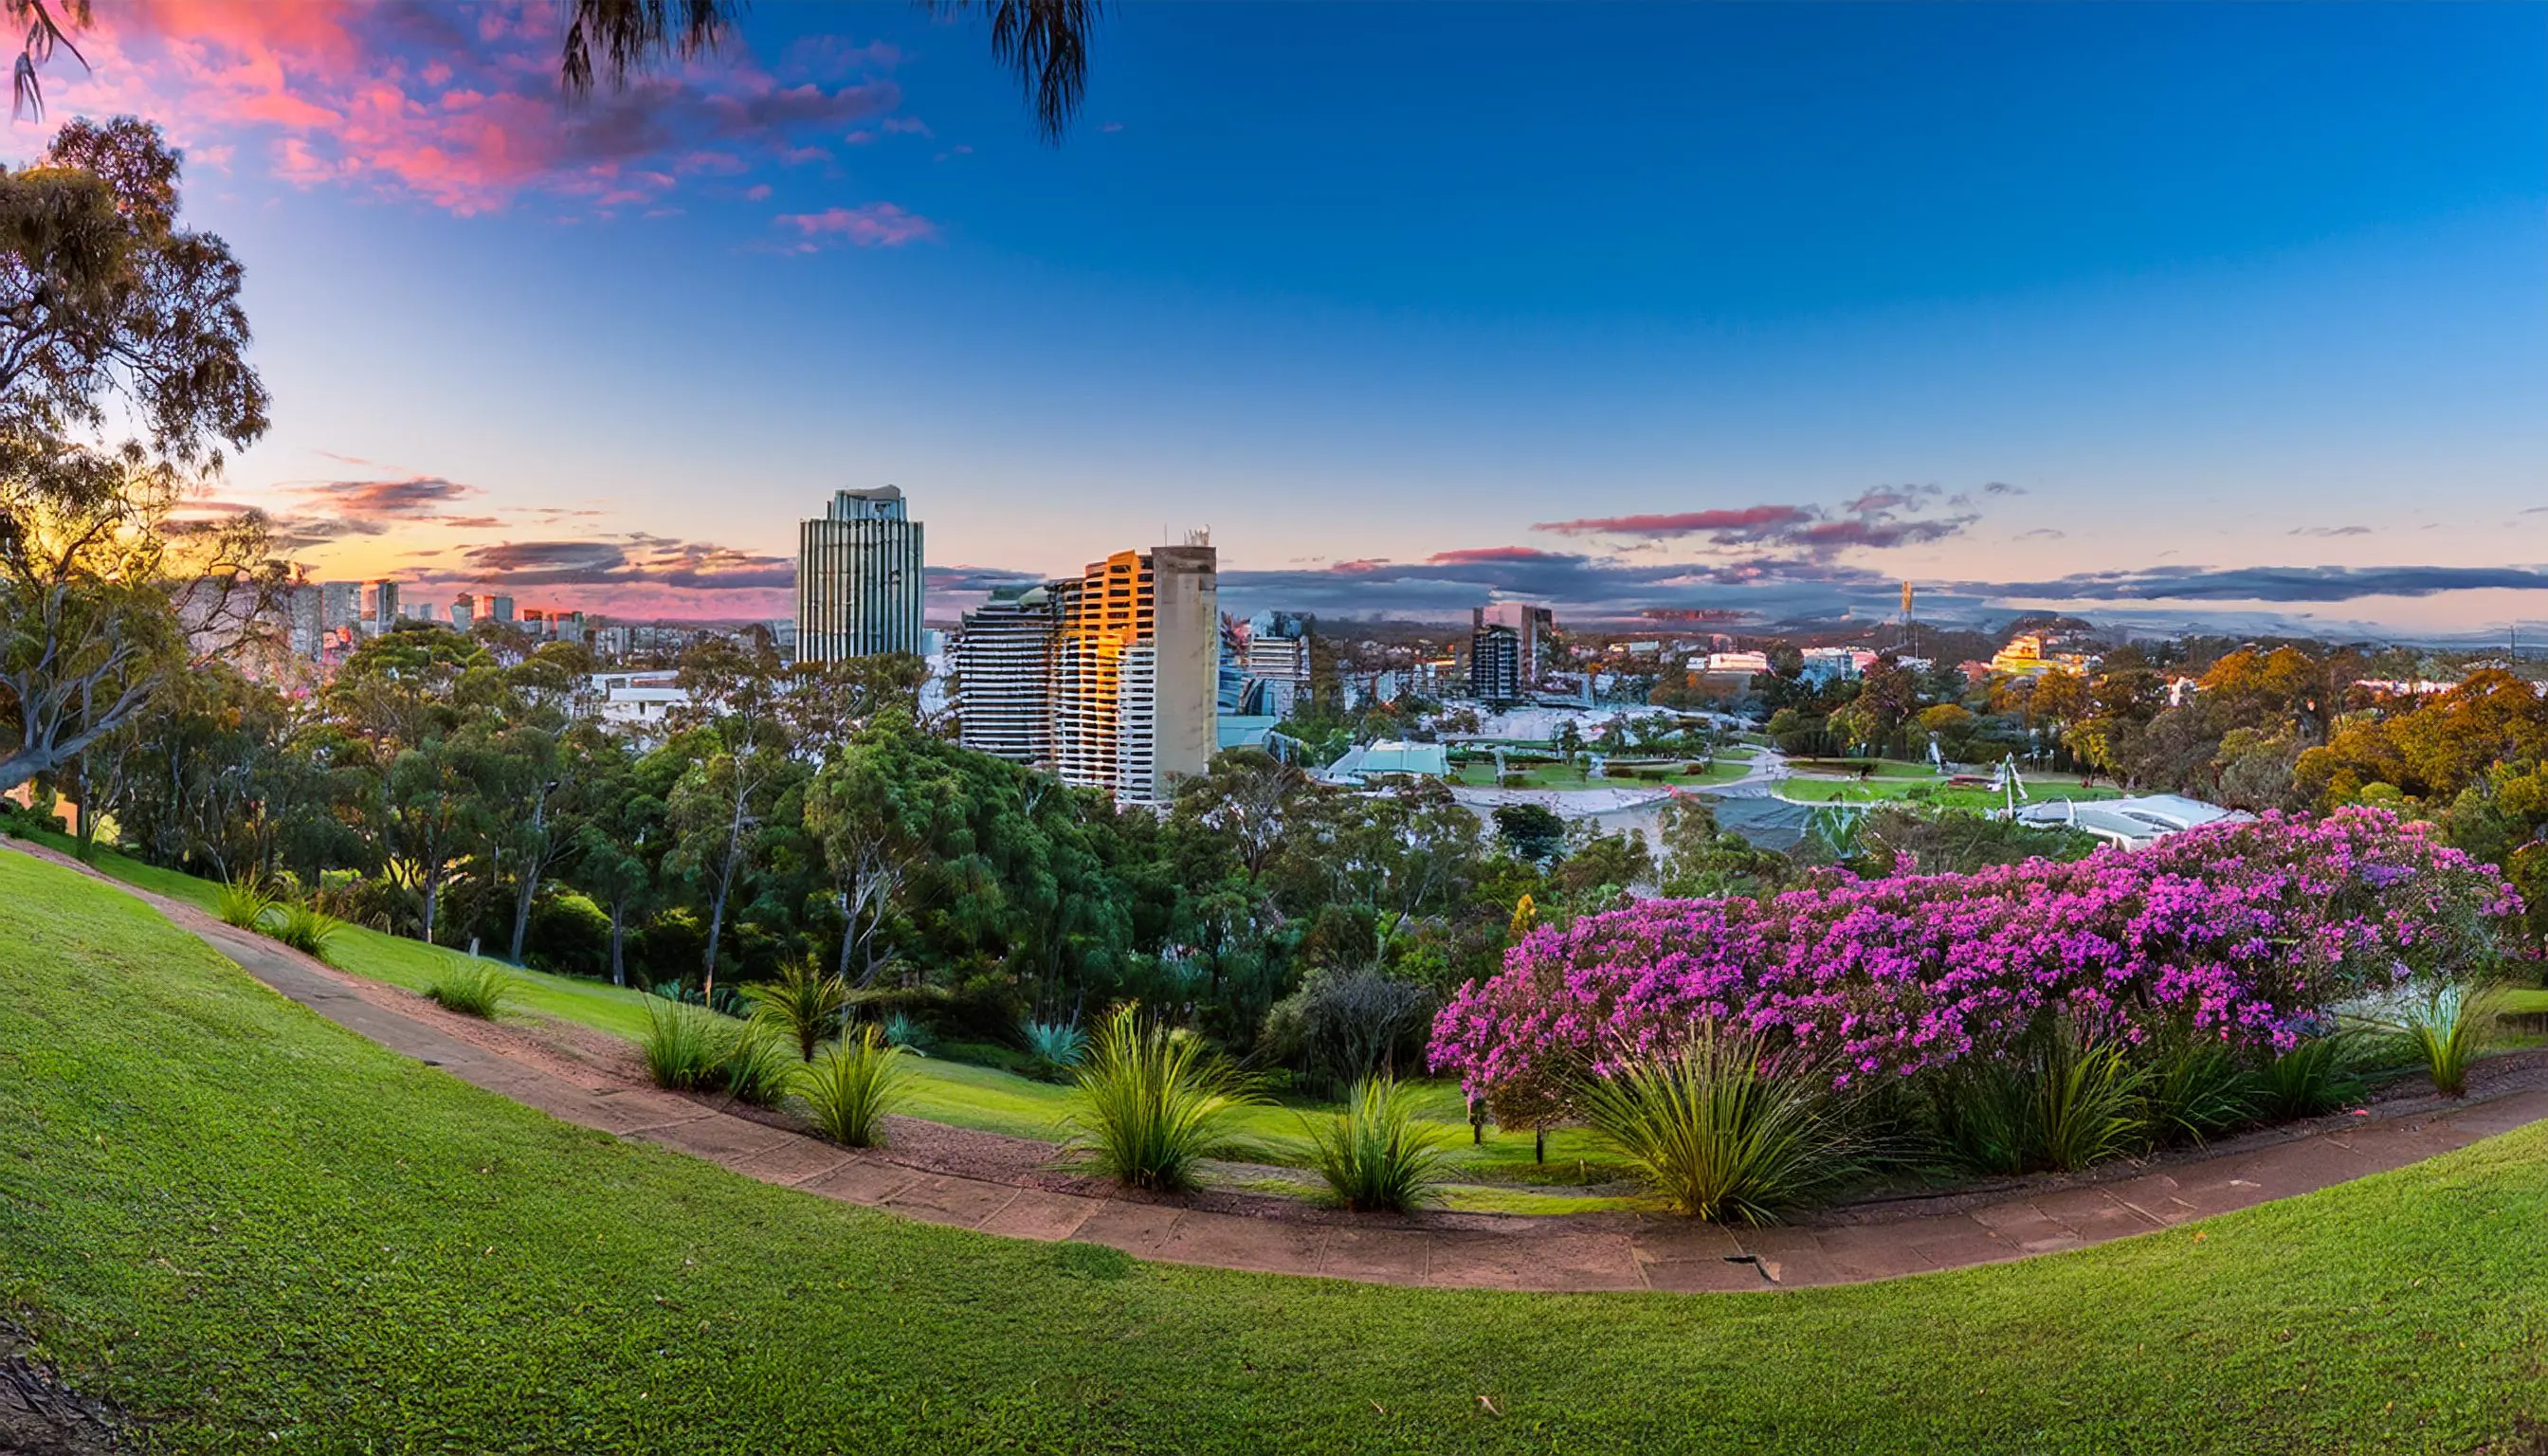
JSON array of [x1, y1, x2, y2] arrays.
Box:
[[1778, 777, 2124, 810], [6, 846, 2548, 1452], [1449, 759, 1735, 790], [8, 829, 1633, 1210]]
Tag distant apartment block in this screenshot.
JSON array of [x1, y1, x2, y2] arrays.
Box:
[[367, 580, 401, 634], [1469, 619, 1522, 701], [1798, 646, 1878, 684], [450, 592, 475, 631], [1475, 601, 1554, 687], [487, 594, 517, 624], [797, 485, 925, 663], [952, 541, 1219, 806]]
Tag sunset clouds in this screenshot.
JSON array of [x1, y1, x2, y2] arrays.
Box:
[[64, 1, 928, 220]]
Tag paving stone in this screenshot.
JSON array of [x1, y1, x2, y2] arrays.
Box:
[[1722, 1227, 1847, 1288], [1069, 1200, 1186, 1256], [878, 1174, 1025, 1228], [1429, 1231, 1645, 1291], [633, 1115, 800, 1164], [797, 1156, 923, 1208], [975, 1191, 1101, 1243], [1156, 1215, 1331, 1276], [1320, 1227, 1432, 1284], [1811, 1222, 1956, 1280], [1962, 1204, 2084, 1255], [730, 1134, 855, 1187], [2433, 1092, 2548, 1138], [2031, 1188, 2166, 1240], [1618, 1210, 1763, 1291]]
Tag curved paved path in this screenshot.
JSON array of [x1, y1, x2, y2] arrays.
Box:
[[16, 839, 2548, 1294]]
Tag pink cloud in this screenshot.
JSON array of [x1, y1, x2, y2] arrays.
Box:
[[773, 203, 938, 248], [1428, 546, 1577, 566], [1536, 505, 1814, 539], [50, 1, 917, 219]]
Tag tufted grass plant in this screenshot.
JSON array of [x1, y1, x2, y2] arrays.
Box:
[[2254, 1032, 2367, 1119], [719, 1023, 798, 1108], [2035, 1031, 2148, 1172], [1065, 1006, 1261, 1192], [423, 961, 514, 1020], [1578, 1027, 1858, 1224], [2140, 1033, 2259, 1148], [641, 995, 730, 1091], [798, 1026, 912, 1147], [216, 873, 279, 931], [1302, 1076, 1452, 1213], [269, 900, 347, 963], [2355, 983, 2513, 1100]]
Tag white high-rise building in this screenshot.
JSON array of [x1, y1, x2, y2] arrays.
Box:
[[368, 580, 402, 634], [796, 485, 925, 662]]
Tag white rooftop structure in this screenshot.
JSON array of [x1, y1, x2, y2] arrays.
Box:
[[2015, 792, 2250, 849], [1321, 739, 1450, 783]]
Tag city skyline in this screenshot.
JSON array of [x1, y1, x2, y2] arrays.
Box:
[[16, 2, 2544, 639]]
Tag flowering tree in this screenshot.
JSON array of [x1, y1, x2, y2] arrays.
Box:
[[1431, 809, 2520, 1126]]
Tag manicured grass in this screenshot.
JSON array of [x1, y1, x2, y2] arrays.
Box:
[[1777, 777, 2123, 810], [7, 846, 2548, 1452], [5, 830, 1632, 1198], [1450, 760, 1732, 790]]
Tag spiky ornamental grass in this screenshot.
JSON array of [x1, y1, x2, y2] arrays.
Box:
[[2353, 983, 2514, 1100], [719, 1024, 798, 1108], [268, 900, 346, 963], [741, 958, 850, 1062], [424, 962, 514, 1021], [1302, 1077, 1451, 1213], [1577, 1028, 1858, 1224], [215, 874, 279, 932], [1065, 1006, 1260, 1192], [798, 1027, 912, 1148], [640, 995, 728, 1091]]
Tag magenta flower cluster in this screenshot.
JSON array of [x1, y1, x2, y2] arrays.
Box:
[[1430, 809, 2520, 1119]]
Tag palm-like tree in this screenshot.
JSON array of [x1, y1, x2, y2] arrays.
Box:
[[6, 0, 86, 120], [560, 0, 1101, 142], [9, 2, 1100, 141]]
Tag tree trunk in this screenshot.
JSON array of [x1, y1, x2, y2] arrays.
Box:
[[701, 794, 748, 999], [701, 880, 730, 1000], [507, 861, 538, 964], [422, 872, 441, 946], [608, 901, 628, 987]]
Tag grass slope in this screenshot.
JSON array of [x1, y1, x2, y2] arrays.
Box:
[[9, 831, 1634, 1207], [5, 847, 2548, 1452]]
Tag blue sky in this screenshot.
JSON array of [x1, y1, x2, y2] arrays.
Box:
[[39, 2, 2548, 635]]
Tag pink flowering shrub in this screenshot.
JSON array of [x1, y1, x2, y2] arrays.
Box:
[[1431, 809, 2520, 1125]]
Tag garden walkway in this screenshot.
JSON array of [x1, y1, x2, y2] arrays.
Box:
[[18, 838, 2548, 1294]]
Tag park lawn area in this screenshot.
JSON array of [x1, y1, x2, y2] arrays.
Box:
[[6, 829, 1631, 1199], [1777, 777, 2124, 809], [7, 846, 2548, 1453], [1450, 760, 1728, 791]]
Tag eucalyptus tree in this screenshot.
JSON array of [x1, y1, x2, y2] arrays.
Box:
[[0, 117, 277, 792], [664, 634, 804, 997]]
